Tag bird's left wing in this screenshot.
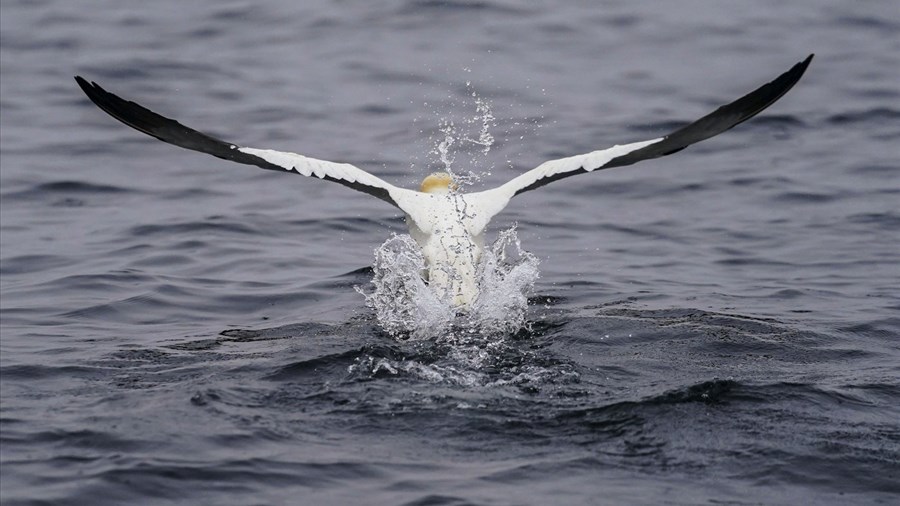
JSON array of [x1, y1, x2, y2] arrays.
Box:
[[466, 54, 814, 231], [74, 76, 415, 209]]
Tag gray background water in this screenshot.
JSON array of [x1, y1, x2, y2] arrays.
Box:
[[1, 1, 898, 504]]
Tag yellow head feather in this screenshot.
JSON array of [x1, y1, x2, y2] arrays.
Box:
[[419, 172, 459, 194]]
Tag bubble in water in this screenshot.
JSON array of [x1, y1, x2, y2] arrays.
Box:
[[356, 227, 539, 340]]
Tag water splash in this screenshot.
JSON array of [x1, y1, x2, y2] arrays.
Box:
[[359, 81, 539, 341], [356, 234, 455, 339], [427, 82, 497, 188], [353, 79, 559, 387], [465, 89, 495, 156], [469, 227, 538, 336], [356, 227, 539, 341]]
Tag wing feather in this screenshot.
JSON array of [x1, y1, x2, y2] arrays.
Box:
[[462, 54, 813, 235], [498, 54, 814, 199], [74, 76, 410, 208]]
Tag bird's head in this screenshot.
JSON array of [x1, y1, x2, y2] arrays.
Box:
[[419, 172, 459, 194]]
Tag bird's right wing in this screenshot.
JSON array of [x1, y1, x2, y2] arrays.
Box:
[[75, 76, 417, 209]]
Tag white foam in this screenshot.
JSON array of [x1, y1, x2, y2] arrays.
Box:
[[356, 226, 539, 340]]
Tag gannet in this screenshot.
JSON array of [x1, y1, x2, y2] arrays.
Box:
[[75, 54, 812, 308]]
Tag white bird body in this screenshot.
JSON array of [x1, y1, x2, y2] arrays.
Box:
[[75, 54, 812, 309], [405, 192, 484, 306]]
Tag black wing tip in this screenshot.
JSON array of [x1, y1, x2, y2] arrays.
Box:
[[74, 75, 115, 110], [686, 53, 814, 134], [778, 54, 814, 92], [74, 75, 97, 92], [582, 53, 814, 174], [790, 53, 815, 81], [74, 75, 92, 94]]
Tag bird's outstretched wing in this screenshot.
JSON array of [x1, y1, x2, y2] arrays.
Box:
[[496, 54, 814, 199], [74, 76, 413, 209]]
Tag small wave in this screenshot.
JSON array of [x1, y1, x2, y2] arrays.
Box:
[[648, 378, 739, 405], [347, 342, 578, 390], [127, 220, 262, 238], [770, 190, 839, 204], [400, 0, 530, 15], [826, 107, 900, 125], [742, 114, 807, 129], [0, 254, 75, 275], [0, 363, 105, 381], [265, 348, 375, 381], [26, 180, 134, 194], [833, 15, 900, 32], [1, 180, 139, 210]]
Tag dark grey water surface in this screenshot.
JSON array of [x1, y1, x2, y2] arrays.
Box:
[[2, 1, 899, 504]]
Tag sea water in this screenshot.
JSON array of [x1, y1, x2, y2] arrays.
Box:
[[2, 1, 898, 504]]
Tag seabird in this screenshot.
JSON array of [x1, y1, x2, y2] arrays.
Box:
[[75, 54, 813, 307]]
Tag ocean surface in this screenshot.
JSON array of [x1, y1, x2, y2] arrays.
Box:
[[1, 1, 899, 504]]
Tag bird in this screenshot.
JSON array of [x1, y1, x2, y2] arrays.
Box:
[[75, 54, 813, 308]]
